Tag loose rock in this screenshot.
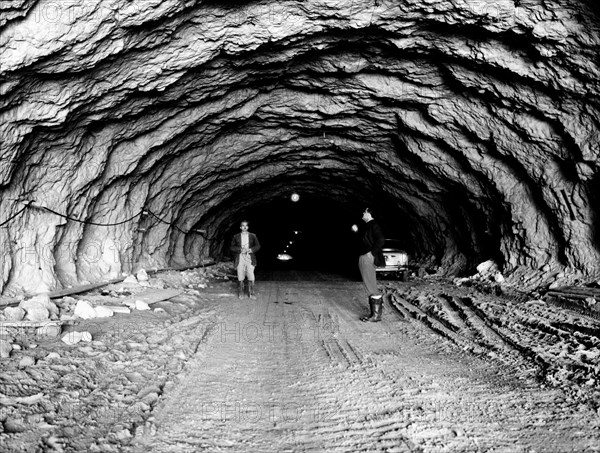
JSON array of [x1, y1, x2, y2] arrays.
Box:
[[74, 300, 97, 319], [18, 355, 36, 367], [135, 300, 151, 311], [4, 306, 25, 321], [0, 341, 13, 358], [3, 418, 27, 433], [61, 331, 93, 345]]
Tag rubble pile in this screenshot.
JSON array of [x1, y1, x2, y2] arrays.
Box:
[[0, 269, 218, 452], [452, 260, 506, 296], [388, 279, 600, 411]]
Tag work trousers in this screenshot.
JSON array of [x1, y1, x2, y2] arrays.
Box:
[[237, 258, 255, 281], [358, 252, 380, 297]]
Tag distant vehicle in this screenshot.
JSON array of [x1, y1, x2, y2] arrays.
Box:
[[277, 253, 293, 261], [276, 230, 303, 262], [376, 239, 409, 279]]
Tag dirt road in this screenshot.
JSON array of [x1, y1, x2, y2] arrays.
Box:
[[138, 280, 600, 453]]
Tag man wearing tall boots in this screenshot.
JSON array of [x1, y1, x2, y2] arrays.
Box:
[[230, 220, 261, 299], [354, 207, 385, 322]]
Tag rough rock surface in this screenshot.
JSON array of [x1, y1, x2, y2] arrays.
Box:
[[0, 0, 599, 294], [18, 295, 58, 321], [0, 270, 599, 452]]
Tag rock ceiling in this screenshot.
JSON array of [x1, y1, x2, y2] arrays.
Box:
[[0, 0, 599, 294]]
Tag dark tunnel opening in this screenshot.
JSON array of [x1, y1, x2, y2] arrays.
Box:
[[211, 192, 420, 281]]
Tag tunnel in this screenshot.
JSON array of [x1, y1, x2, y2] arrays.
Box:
[[1, 0, 600, 297]]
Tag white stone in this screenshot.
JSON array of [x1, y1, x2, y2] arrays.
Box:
[[4, 307, 25, 321], [453, 277, 470, 286], [494, 272, 505, 283], [25, 307, 50, 322], [94, 306, 114, 317], [20, 295, 59, 318], [123, 275, 138, 284], [62, 331, 84, 345], [19, 298, 51, 322], [116, 429, 132, 440], [74, 300, 97, 319], [584, 297, 597, 307], [1, 341, 12, 358], [61, 331, 93, 345], [135, 300, 151, 311], [476, 260, 498, 275], [18, 356, 36, 367], [136, 269, 149, 281], [36, 324, 62, 339]]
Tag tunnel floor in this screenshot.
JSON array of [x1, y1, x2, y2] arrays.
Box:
[[1, 270, 599, 452], [256, 267, 357, 282], [142, 280, 600, 452]]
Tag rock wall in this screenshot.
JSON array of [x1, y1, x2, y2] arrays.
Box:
[[1, 0, 599, 294]]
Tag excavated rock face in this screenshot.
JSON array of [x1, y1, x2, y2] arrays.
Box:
[[1, 0, 599, 294]]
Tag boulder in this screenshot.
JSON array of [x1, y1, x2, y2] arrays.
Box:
[[19, 298, 49, 322], [3, 307, 25, 321], [123, 275, 138, 284], [74, 300, 97, 319], [476, 260, 498, 276], [19, 295, 59, 319]]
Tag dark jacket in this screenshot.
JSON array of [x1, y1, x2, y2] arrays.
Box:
[[230, 232, 261, 267], [359, 220, 385, 267]]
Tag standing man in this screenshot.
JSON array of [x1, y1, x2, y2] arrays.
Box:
[[354, 207, 385, 322], [230, 220, 261, 299]]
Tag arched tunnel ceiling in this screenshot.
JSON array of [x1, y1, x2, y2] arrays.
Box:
[[0, 0, 599, 295]]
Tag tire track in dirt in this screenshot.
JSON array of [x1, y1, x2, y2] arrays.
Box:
[[450, 296, 520, 355], [388, 282, 600, 405], [134, 281, 600, 453], [436, 295, 474, 338], [389, 293, 486, 354]]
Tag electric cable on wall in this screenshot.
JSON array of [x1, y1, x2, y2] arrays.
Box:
[[4, 202, 207, 237], [40, 206, 145, 226], [0, 206, 28, 228]]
